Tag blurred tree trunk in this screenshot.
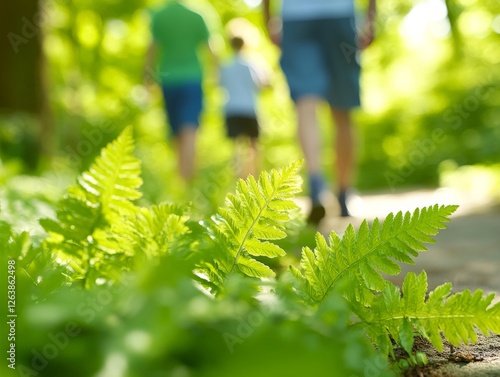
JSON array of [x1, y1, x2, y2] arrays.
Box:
[[0, 0, 51, 167]]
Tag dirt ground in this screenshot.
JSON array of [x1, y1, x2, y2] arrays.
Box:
[[302, 188, 500, 376], [404, 334, 500, 377]]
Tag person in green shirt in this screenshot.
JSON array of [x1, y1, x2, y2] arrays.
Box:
[[145, 0, 213, 181]]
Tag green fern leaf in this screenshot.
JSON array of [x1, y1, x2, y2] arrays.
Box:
[[107, 203, 190, 260], [0, 220, 13, 249], [39, 197, 103, 245], [292, 205, 458, 306], [39, 127, 143, 285], [41, 127, 142, 242], [237, 256, 275, 278], [362, 271, 500, 355], [202, 161, 302, 286], [73, 126, 142, 219]]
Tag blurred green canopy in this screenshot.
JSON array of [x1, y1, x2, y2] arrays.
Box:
[[0, 0, 498, 197]]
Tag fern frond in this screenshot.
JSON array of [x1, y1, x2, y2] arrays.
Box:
[[291, 205, 458, 306], [106, 203, 190, 260], [41, 127, 142, 243], [202, 161, 302, 284], [0, 221, 31, 261], [40, 197, 103, 246], [361, 271, 500, 356], [0, 220, 12, 249], [39, 128, 143, 286], [73, 126, 142, 219]]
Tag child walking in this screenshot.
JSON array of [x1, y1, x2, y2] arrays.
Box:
[[220, 34, 268, 178]]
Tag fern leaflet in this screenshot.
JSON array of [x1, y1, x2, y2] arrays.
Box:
[[291, 205, 458, 306], [39, 127, 143, 285], [105, 203, 190, 260], [359, 271, 500, 357], [200, 161, 302, 288], [41, 127, 142, 245], [73, 126, 142, 219]]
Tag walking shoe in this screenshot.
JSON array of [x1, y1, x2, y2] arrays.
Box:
[[338, 189, 351, 217], [307, 203, 326, 226]]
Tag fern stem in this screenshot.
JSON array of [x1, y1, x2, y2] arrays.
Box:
[[82, 212, 103, 289], [370, 314, 478, 323], [229, 186, 276, 274]]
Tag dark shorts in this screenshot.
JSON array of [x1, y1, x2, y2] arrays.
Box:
[[280, 16, 361, 109], [161, 82, 203, 136], [225, 115, 259, 139]]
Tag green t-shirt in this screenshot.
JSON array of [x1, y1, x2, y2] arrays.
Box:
[[150, 2, 209, 84]]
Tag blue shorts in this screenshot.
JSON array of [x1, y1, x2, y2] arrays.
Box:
[[280, 17, 361, 109], [161, 82, 203, 136]]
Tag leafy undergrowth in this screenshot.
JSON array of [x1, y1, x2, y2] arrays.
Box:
[[1, 128, 499, 377]]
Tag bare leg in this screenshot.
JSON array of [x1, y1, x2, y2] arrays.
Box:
[[176, 126, 197, 181], [234, 137, 244, 178], [248, 137, 258, 177], [331, 108, 354, 191], [235, 137, 258, 178], [331, 108, 355, 216], [296, 96, 322, 175], [296, 96, 326, 224]]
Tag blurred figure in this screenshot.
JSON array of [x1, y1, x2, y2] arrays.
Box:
[[263, 0, 376, 223], [145, 0, 214, 181], [220, 33, 269, 178]]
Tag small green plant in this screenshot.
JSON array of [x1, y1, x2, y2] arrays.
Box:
[[196, 160, 302, 293], [290, 205, 458, 306], [2, 128, 500, 376], [361, 271, 500, 357]]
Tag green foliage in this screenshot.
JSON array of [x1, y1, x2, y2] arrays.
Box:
[[361, 271, 500, 357], [9, 257, 389, 377], [75, 127, 142, 218], [2, 0, 499, 191], [289, 204, 500, 365], [108, 202, 190, 260], [291, 205, 458, 306], [3, 131, 500, 377], [39, 127, 143, 286], [197, 161, 302, 292]]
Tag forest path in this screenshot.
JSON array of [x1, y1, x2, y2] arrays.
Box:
[[299, 188, 500, 376]]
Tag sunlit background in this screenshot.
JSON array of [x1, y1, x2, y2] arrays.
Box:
[[0, 0, 499, 216]]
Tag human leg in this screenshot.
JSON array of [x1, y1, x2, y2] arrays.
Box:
[[232, 136, 247, 178], [296, 96, 322, 178], [235, 136, 258, 178], [331, 108, 355, 216], [176, 126, 197, 181], [296, 96, 326, 201], [331, 108, 354, 191], [163, 82, 203, 182], [296, 96, 326, 224], [226, 115, 260, 178], [281, 20, 330, 224], [248, 136, 258, 177], [318, 17, 360, 216]]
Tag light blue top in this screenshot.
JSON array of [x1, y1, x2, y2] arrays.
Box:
[[281, 0, 355, 21], [220, 56, 261, 117]]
